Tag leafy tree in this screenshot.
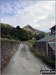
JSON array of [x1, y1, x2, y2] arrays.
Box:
[[34, 33, 45, 40], [38, 33, 45, 39]]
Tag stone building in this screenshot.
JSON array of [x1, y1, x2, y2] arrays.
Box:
[[50, 25, 56, 35], [34, 25, 56, 57]]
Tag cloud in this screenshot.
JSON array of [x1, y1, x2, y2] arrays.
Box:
[[0, 0, 55, 32]]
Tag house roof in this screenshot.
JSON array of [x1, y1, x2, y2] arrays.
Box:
[[50, 25, 56, 30], [37, 34, 56, 42], [48, 42, 56, 51]]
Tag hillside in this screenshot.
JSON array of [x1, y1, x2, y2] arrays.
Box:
[[23, 25, 46, 35], [0, 23, 14, 28], [1, 23, 33, 41]]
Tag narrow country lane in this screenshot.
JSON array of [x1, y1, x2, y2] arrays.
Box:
[[2, 43, 51, 75]]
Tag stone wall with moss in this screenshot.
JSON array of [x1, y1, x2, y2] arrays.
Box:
[[1, 38, 19, 70], [33, 41, 47, 56]]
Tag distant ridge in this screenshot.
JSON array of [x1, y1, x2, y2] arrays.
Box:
[[23, 25, 46, 35]]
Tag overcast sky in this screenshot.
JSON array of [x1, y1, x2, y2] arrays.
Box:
[[0, 0, 55, 32]]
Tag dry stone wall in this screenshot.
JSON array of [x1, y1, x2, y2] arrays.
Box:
[[1, 38, 19, 62], [33, 41, 47, 56]]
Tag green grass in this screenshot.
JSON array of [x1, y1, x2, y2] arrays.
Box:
[[25, 39, 36, 47]]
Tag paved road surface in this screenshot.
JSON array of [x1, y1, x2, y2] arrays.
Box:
[[2, 43, 51, 75]]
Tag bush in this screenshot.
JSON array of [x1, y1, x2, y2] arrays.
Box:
[[34, 33, 45, 40]]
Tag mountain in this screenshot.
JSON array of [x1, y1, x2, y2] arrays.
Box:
[[23, 25, 46, 35]]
